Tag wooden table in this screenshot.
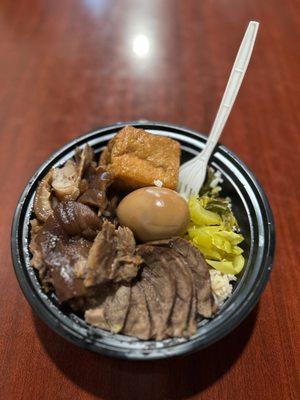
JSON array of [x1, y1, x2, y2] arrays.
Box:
[[0, 1, 299, 399]]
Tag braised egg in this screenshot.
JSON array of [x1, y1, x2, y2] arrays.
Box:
[[116, 187, 189, 242]]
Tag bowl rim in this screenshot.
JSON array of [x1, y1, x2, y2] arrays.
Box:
[[11, 120, 275, 360]]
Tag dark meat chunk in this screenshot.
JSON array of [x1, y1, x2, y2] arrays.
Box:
[[52, 160, 80, 201], [33, 169, 54, 222], [122, 284, 151, 340], [29, 218, 52, 291], [51, 145, 95, 202], [84, 221, 142, 287], [47, 237, 92, 301], [33, 201, 100, 302], [75, 144, 95, 178], [101, 193, 119, 221], [36, 228, 92, 302], [53, 200, 100, 240], [78, 165, 114, 212], [29, 219, 44, 270], [33, 145, 96, 222]]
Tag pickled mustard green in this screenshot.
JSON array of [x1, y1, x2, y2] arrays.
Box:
[[186, 194, 245, 275]]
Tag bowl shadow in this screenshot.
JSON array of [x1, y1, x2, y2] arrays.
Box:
[[33, 305, 258, 400]]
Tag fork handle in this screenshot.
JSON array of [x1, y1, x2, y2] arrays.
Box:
[[200, 21, 259, 161]]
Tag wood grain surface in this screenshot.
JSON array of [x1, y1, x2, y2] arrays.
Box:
[[0, 0, 299, 399]]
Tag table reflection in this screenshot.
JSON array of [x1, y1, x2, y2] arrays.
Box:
[[84, 0, 108, 14]]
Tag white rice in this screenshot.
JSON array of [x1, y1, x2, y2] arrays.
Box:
[[209, 269, 237, 306], [209, 169, 223, 188]]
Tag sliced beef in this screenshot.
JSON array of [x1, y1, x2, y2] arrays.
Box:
[[69, 288, 110, 312], [187, 279, 197, 336], [122, 284, 151, 340], [147, 238, 217, 318], [84, 220, 142, 287], [85, 285, 131, 332], [137, 245, 177, 339], [78, 165, 113, 212], [163, 248, 193, 337], [137, 238, 216, 339], [85, 302, 109, 330], [138, 278, 160, 339], [104, 285, 131, 333], [138, 243, 195, 338]]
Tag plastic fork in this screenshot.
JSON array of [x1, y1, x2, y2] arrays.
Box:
[[178, 21, 259, 196]]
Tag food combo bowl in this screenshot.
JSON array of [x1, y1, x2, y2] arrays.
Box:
[[11, 121, 275, 360]]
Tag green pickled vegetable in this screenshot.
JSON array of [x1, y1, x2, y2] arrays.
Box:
[[206, 255, 245, 275], [188, 196, 222, 226], [185, 181, 245, 275]]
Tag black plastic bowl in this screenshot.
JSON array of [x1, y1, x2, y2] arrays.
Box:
[[11, 121, 275, 360]]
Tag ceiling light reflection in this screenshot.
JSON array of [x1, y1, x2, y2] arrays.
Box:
[[132, 34, 150, 57]]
